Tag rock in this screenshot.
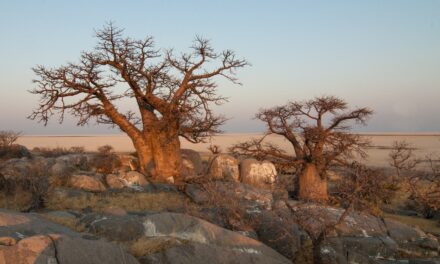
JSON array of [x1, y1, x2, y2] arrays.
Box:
[[120, 171, 148, 186], [55, 154, 92, 170], [0, 234, 57, 264], [0, 236, 16, 246], [207, 154, 239, 181], [117, 154, 138, 171], [0, 144, 31, 160], [384, 218, 439, 257], [68, 174, 106, 192], [290, 203, 440, 262], [140, 241, 288, 264], [252, 210, 303, 260], [181, 149, 203, 177], [139, 212, 291, 264], [184, 182, 274, 211], [0, 209, 139, 264], [0, 234, 140, 264], [102, 206, 127, 216], [0, 211, 30, 226], [80, 213, 144, 242], [105, 174, 126, 189], [240, 159, 277, 188]]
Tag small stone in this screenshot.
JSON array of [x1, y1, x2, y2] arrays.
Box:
[[0, 237, 16, 246]]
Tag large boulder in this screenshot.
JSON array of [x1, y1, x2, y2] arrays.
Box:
[[0, 209, 139, 264], [119, 171, 148, 187], [74, 211, 290, 263], [207, 154, 239, 182], [105, 174, 126, 189], [141, 212, 291, 263], [180, 149, 203, 178], [240, 159, 277, 188], [68, 174, 106, 192]]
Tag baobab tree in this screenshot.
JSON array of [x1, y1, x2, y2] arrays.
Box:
[[230, 96, 372, 201], [29, 24, 247, 182]]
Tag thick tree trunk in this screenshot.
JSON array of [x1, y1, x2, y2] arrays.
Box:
[[298, 163, 328, 202], [129, 121, 182, 183], [133, 138, 153, 174], [149, 130, 181, 182]]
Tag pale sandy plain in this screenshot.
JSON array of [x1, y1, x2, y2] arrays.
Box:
[[17, 133, 440, 167]]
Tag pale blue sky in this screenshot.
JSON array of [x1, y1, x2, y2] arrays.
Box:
[[0, 0, 439, 134]]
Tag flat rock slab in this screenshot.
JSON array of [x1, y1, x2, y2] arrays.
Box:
[[0, 209, 139, 264]]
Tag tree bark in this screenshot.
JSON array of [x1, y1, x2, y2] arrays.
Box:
[[148, 125, 182, 182], [298, 163, 328, 202]]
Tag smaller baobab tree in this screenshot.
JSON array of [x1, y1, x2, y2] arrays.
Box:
[[29, 23, 247, 182], [230, 96, 372, 202]]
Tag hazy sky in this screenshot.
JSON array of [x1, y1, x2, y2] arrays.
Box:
[[0, 0, 439, 134]]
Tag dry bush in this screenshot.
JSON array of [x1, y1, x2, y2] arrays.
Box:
[[91, 145, 121, 174], [0, 161, 53, 211], [32, 146, 85, 157], [333, 162, 399, 215], [0, 130, 21, 147], [388, 140, 440, 218]]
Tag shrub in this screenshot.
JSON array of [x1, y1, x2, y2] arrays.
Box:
[[92, 145, 121, 174], [32, 146, 85, 157], [332, 162, 399, 215], [0, 130, 21, 147]]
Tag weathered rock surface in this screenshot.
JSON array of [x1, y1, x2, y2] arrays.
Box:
[[68, 174, 106, 192], [240, 159, 277, 188], [184, 182, 274, 211], [74, 211, 290, 263], [0, 209, 139, 264], [288, 203, 440, 263], [207, 154, 239, 181], [180, 149, 203, 177], [142, 212, 291, 264], [119, 171, 149, 186], [105, 173, 126, 189]]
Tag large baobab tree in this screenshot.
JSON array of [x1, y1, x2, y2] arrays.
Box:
[[29, 24, 247, 182], [230, 96, 372, 201]]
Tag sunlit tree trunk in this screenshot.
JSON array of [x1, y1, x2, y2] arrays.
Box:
[[298, 163, 328, 202]]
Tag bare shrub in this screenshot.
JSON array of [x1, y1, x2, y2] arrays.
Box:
[[92, 145, 121, 174], [0, 161, 53, 211], [388, 140, 440, 217], [0, 130, 21, 147], [333, 162, 399, 215], [32, 146, 85, 157]]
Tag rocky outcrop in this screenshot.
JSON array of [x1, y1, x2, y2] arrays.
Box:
[[207, 154, 239, 181], [0, 209, 139, 264], [81, 212, 291, 264], [287, 203, 440, 263], [240, 159, 277, 188], [68, 174, 106, 192]]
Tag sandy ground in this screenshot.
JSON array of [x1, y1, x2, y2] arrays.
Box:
[[17, 133, 440, 167]]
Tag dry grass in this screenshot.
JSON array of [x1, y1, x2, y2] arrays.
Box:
[[0, 189, 33, 211], [45, 190, 187, 213], [384, 213, 440, 235], [41, 214, 86, 233], [127, 237, 184, 257], [32, 146, 85, 157]]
